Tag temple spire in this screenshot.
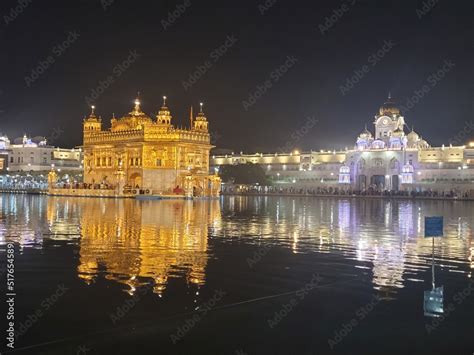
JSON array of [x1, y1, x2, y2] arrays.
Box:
[[156, 95, 172, 125], [133, 93, 141, 114], [388, 91, 392, 100], [200, 102, 204, 113], [90, 105, 96, 116], [190, 105, 193, 128]]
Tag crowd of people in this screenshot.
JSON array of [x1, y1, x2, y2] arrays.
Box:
[[221, 185, 473, 199]]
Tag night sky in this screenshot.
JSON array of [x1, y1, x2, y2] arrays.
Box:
[[0, 0, 473, 152]]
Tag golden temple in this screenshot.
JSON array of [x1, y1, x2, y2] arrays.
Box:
[[50, 96, 220, 198]]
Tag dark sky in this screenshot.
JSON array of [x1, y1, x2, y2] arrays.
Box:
[[0, 0, 473, 152]]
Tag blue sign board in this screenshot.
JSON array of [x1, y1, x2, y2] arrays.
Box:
[[424, 216, 443, 238]]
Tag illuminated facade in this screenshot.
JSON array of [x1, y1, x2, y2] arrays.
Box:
[[211, 95, 474, 194], [0, 134, 82, 173], [81, 97, 220, 197]]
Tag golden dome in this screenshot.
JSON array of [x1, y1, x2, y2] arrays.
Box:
[[111, 98, 152, 131], [379, 94, 400, 116]]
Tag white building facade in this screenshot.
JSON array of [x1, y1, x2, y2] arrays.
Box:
[[1, 134, 82, 172], [211, 96, 474, 195]]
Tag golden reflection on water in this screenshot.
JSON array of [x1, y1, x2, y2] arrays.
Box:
[[48, 198, 221, 295], [1, 194, 473, 297]]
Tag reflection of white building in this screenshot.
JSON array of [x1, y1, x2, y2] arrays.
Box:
[[4, 134, 82, 172], [211, 95, 474, 194]]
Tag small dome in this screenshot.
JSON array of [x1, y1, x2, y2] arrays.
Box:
[[417, 139, 429, 149], [359, 127, 372, 139], [407, 129, 419, 141]]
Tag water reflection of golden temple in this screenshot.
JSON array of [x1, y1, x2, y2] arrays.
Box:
[[46, 198, 221, 295], [38, 196, 473, 296]]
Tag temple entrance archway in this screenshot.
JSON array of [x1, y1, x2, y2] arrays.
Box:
[[370, 175, 385, 189]]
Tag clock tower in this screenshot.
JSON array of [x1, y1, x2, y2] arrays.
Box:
[[373, 93, 405, 143]]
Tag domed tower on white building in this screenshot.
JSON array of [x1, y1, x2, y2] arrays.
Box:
[[406, 127, 430, 149], [373, 93, 405, 144], [356, 125, 374, 150]]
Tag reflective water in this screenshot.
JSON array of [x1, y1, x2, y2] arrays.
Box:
[[0, 194, 473, 354]]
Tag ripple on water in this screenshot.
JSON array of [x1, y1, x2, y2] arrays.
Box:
[[0, 194, 473, 296]]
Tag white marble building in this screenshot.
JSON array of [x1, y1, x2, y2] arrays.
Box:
[[0, 134, 82, 172], [211, 96, 474, 194]]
